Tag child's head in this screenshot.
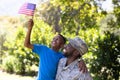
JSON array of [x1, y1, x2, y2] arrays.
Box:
[[51, 34, 66, 50]]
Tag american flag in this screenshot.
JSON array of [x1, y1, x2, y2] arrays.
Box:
[[18, 3, 36, 16]]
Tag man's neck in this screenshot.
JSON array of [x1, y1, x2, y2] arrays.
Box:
[[66, 57, 77, 66]]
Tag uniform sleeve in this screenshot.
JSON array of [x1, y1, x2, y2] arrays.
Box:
[[56, 59, 62, 79], [32, 44, 47, 56], [78, 72, 93, 80], [56, 58, 66, 80], [86, 74, 93, 80]]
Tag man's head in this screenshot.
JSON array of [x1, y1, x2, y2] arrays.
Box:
[[63, 37, 88, 58], [51, 34, 66, 50]]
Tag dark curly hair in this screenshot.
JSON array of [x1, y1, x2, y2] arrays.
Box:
[[58, 34, 66, 44]]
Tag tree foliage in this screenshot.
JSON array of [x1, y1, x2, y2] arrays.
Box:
[[91, 32, 120, 80], [38, 0, 100, 34], [90, 1, 120, 79]]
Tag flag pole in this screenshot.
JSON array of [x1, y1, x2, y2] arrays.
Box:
[[32, 15, 34, 19]]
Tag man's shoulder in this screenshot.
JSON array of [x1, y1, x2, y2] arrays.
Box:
[[60, 57, 66, 60], [59, 58, 67, 62]]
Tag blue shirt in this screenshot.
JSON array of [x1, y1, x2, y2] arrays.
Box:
[[32, 44, 64, 80]]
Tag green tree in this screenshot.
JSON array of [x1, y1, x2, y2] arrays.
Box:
[[91, 32, 120, 80], [90, 9, 120, 80], [38, 0, 100, 34]]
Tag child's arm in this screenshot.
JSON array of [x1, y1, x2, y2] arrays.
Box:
[[24, 19, 34, 49]]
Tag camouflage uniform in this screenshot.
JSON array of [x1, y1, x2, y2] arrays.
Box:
[[56, 58, 93, 80]]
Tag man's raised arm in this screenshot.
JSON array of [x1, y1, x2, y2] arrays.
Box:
[[24, 19, 34, 49]]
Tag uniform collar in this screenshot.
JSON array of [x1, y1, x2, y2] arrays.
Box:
[[62, 58, 78, 70]]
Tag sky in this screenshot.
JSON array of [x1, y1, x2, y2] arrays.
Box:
[[97, 0, 113, 11], [0, 0, 36, 16], [0, 0, 113, 16]]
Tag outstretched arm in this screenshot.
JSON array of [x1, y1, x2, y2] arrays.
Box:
[[24, 19, 34, 49]]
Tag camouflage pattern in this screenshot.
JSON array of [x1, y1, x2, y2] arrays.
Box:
[[56, 58, 93, 80]]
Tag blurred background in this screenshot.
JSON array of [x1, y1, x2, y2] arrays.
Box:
[[0, 0, 120, 80]]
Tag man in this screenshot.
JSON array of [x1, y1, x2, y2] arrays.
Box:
[[56, 37, 93, 80], [24, 19, 87, 80]]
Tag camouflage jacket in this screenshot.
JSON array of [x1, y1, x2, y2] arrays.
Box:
[[56, 58, 93, 80]]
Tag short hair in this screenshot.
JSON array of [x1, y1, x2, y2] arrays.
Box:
[[58, 34, 66, 44]]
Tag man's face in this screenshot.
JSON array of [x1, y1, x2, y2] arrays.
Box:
[[63, 43, 76, 57], [51, 35, 64, 48]]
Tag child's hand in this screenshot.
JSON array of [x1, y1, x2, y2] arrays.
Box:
[[78, 60, 88, 73]]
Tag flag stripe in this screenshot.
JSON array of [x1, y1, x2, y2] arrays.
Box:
[[19, 9, 34, 16], [18, 3, 36, 16]]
